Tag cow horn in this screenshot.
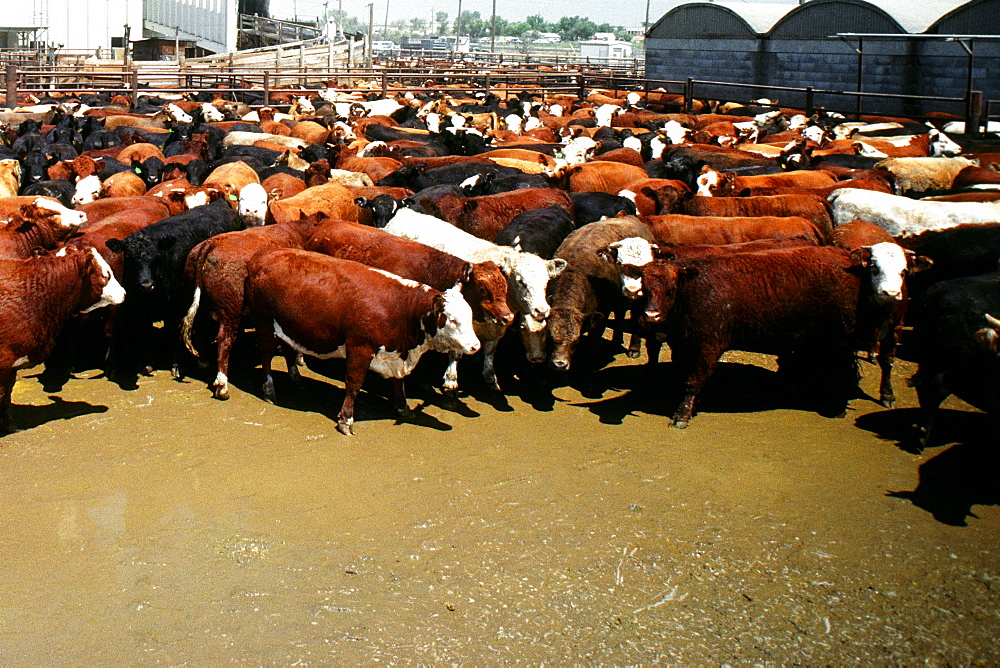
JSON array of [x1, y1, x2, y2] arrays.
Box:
[[986, 313, 1000, 328]]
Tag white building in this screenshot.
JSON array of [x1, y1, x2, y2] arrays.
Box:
[[579, 32, 634, 62], [1, 0, 238, 54]]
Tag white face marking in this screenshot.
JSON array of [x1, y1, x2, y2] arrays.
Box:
[[930, 130, 962, 157], [661, 120, 689, 145], [623, 136, 642, 152], [594, 104, 621, 127], [853, 142, 889, 158], [548, 103, 564, 117], [166, 103, 193, 124], [504, 113, 523, 133], [81, 247, 126, 313], [295, 96, 315, 113], [185, 191, 210, 209], [431, 284, 480, 355], [72, 174, 101, 206], [626, 92, 641, 106], [424, 113, 442, 133], [696, 169, 721, 197], [238, 183, 268, 226], [618, 189, 637, 203], [561, 137, 598, 165], [35, 197, 87, 229], [609, 237, 654, 297], [358, 140, 387, 157], [523, 116, 543, 132], [201, 103, 224, 122], [866, 242, 908, 302], [802, 125, 825, 144]]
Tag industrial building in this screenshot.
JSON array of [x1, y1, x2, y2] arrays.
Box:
[[645, 0, 999, 117]]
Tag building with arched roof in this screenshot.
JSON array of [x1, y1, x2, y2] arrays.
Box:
[[645, 0, 1000, 118]]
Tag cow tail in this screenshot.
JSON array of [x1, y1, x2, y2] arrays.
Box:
[[181, 286, 202, 357]]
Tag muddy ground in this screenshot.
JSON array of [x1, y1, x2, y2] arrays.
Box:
[[1, 334, 998, 664]]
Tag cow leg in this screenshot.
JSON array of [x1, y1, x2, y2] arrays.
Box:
[[285, 351, 305, 386], [481, 337, 501, 392], [257, 320, 277, 404], [672, 347, 720, 429], [0, 368, 18, 433], [212, 316, 238, 401], [392, 378, 413, 417], [442, 353, 461, 407], [875, 320, 899, 409], [912, 369, 949, 449], [338, 346, 375, 436]]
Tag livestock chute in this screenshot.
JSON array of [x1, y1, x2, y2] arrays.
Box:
[[143, 0, 238, 54]]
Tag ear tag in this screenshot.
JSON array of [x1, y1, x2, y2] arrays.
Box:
[[228, 194, 238, 201], [134, 167, 142, 174]]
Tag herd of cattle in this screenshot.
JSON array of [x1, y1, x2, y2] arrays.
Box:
[[0, 83, 998, 444]]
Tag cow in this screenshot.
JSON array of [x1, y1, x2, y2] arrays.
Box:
[[0, 159, 21, 198], [896, 223, 1000, 298], [525, 217, 656, 371], [570, 192, 637, 226], [0, 246, 125, 432], [637, 246, 877, 428], [643, 214, 825, 246], [245, 249, 480, 435], [105, 199, 246, 378], [0, 196, 87, 232], [828, 189, 1000, 238], [74, 196, 171, 225], [494, 205, 576, 260], [303, 217, 513, 399], [266, 181, 360, 224], [680, 194, 833, 241], [181, 214, 330, 400], [423, 188, 574, 241], [908, 272, 1000, 448], [695, 167, 837, 197]]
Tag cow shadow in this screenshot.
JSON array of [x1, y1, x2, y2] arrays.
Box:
[[3, 394, 109, 435], [564, 359, 826, 425], [854, 408, 999, 526]]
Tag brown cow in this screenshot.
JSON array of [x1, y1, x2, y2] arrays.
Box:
[[642, 214, 824, 246], [245, 249, 480, 435], [424, 188, 574, 241], [680, 194, 834, 241], [267, 182, 361, 224], [0, 246, 125, 432]]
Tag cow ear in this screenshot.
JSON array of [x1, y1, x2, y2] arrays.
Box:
[[652, 246, 675, 261], [105, 238, 124, 253], [640, 186, 657, 198], [354, 196, 368, 207], [547, 258, 567, 277], [850, 247, 872, 267], [907, 251, 934, 274], [596, 245, 617, 263], [463, 199, 479, 213], [678, 264, 700, 280]]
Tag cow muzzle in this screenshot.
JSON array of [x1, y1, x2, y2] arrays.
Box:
[[531, 306, 550, 321], [643, 310, 664, 324]]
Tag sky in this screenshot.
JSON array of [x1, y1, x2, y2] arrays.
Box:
[[266, 0, 706, 29]]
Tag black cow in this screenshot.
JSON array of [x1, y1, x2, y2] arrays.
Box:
[[908, 271, 1000, 449], [570, 192, 637, 227], [899, 224, 1000, 298], [495, 205, 575, 260], [22, 180, 75, 208], [105, 199, 245, 377]]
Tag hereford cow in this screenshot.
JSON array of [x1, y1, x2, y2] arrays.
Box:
[[245, 249, 480, 435], [643, 214, 825, 245], [0, 246, 125, 432]]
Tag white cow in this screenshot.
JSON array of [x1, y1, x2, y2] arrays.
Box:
[[829, 188, 1000, 237]]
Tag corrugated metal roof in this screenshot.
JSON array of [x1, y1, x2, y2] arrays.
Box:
[[650, 0, 980, 36], [864, 0, 968, 33]]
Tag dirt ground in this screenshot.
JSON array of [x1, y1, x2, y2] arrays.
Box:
[[1, 335, 998, 664]]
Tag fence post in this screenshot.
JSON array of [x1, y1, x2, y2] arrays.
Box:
[[684, 77, 694, 113], [484, 72, 491, 98], [5, 64, 16, 109], [263, 71, 271, 106], [577, 73, 585, 100], [130, 70, 139, 105], [381, 71, 388, 98], [805, 86, 814, 117], [966, 90, 983, 134]]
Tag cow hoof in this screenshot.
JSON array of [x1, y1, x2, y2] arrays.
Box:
[[626, 348, 642, 359], [337, 420, 355, 436], [171, 367, 183, 380], [213, 387, 230, 401], [142, 365, 154, 376], [671, 419, 689, 429], [881, 396, 896, 409], [441, 390, 461, 410]]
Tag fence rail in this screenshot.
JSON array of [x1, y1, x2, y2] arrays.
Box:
[[0, 60, 990, 131]]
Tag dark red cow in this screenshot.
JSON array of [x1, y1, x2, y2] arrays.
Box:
[[643, 214, 825, 245], [181, 214, 330, 400], [423, 188, 574, 241], [245, 249, 480, 435], [637, 245, 879, 428], [0, 247, 125, 432]]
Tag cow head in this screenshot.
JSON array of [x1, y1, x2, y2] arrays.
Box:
[[500, 251, 566, 322], [238, 183, 268, 226], [72, 174, 102, 207], [463, 261, 514, 327], [850, 242, 933, 304], [106, 234, 172, 293], [928, 127, 962, 157], [426, 285, 480, 356], [354, 194, 399, 228], [64, 246, 126, 313], [695, 166, 730, 197], [24, 198, 87, 233], [598, 237, 656, 299], [640, 261, 698, 326]]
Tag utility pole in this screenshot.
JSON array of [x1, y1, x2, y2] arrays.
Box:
[[337, 0, 344, 38], [454, 0, 462, 55], [366, 3, 374, 66], [384, 0, 389, 39], [123, 24, 130, 68], [644, 0, 651, 31], [490, 0, 496, 53]]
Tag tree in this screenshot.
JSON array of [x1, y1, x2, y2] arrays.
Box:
[[436, 11, 450, 35], [409, 17, 427, 36], [525, 14, 547, 32], [457, 11, 487, 39]]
